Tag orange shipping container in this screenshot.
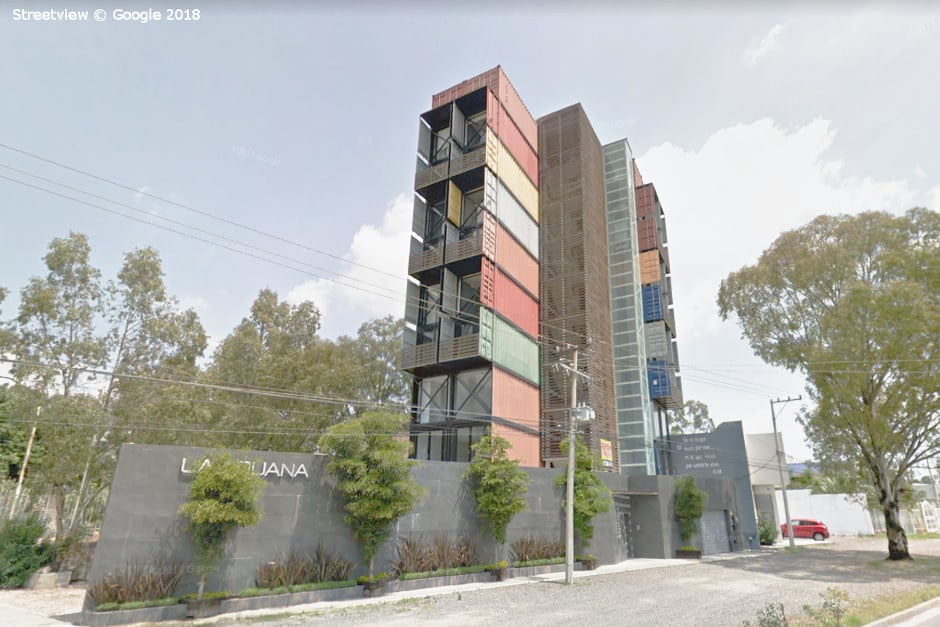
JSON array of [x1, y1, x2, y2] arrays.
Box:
[[492, 423, 540, 467], [639, 250, 661, 284], [494, 220, 539, 298]]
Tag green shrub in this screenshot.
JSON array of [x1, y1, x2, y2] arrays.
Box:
[[510, 536, 564, 562], [674, 475, 707, 543], [87, 560, 184, 606], [758, 514, 777, 546], [256, 545, 354, 589], [745, 601, 788, 627], [803, 587, 848, 626], [511, 557, 565, 568], [392, 533, 481, 576], [0, 514, 53, 588]]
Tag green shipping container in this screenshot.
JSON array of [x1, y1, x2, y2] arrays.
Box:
[[480, 308, 540, 386]]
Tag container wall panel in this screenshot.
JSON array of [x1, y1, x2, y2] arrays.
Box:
[[480, 308, 539, 386], [488, 134, 539, 223], [490, 170, 540, 259], [492, 367, 540, 430], [495, 70, 538, 153], [637, 219, 658, 252], [491, 424, 540, 467], [494, 221, 539, 297], [644, 321, 669, 359], [642, 284, 664, 322], [487, 91, 538, 187], [447, 181, 461, 226], [480, 256, 496, 308], [639, 250, 661, 284], [648, 359, 672, 398], [432, 67, 498, 108], [635, 184, 655, 220], [491, 262, 539, 339]]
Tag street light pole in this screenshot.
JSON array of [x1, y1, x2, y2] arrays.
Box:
[[565, 347, 578, 585], [770, 396, 801, 548]]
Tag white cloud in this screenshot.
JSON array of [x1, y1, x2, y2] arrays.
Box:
[[742, 23, 785, 67], [915, 165, 927, 179], [638, 117, 926, 460], [287, 193, 412, 338]]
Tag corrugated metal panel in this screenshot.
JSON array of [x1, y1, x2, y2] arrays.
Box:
[[492, 170, 539, 260], [494, 137, 539, 223], [447, 181, 461, 226], [637, 218, 658, 252], [644, 321, 669, 359], [632, 159, 644, 186], [635, 183, 655, 220], [492, 367, 540, 431], [488, 90, 538, 187], [494, 220, 539, 297], [482, 210, 497, 260], [480, 256, 496, 308], [495, 69, 538, 154], [491, 261, 539, 339], [639, 250, 661, 284], [491, 423, 540, 467], [432, 67, 497, 108], [642, 284, 664, 322], [648, 359, 671, 398], [480, 308, 540, 386]]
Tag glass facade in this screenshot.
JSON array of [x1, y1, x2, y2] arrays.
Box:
[[603, 139, 656, 475]]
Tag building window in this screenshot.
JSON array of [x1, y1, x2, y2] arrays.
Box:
[[424, 200, 447, 250], [456, 274, 480, 337], [431, 127, 451, 164], [417, 285, 441, 345], [464, 111, 486, 152], [417, 375, 449, 424], [460, 187, 485, 236]]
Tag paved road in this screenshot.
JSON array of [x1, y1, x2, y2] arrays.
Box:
[[210, 537, 940, 627]]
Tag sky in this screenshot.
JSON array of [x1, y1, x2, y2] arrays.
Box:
[[1, 2, 938, 464]]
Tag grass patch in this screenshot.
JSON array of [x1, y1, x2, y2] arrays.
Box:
[[841, 585, 940, 626], [399, 564, 489, 580], [909, 533, 940, 540], [181, 590, 229, 601], [511, 557, 565, 568], [237, 579, 358, 597], [94, 597, 180, 612]]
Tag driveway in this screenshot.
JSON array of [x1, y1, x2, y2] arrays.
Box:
[[209, 537, 940, 626]]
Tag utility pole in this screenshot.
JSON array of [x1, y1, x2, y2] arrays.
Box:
[[771, 396, 801, 548], [565, 346, 578, 585]]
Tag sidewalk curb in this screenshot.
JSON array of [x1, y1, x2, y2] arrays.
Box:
[[866, 595, 940, 627]]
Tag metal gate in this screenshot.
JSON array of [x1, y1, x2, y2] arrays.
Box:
[[614, 494, 635, 559], [699, 511, 732, 555]]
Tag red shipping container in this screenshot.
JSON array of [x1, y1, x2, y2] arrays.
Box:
[[637, 219, 658, 252], [494, 220, 539, 298], [487, 91, 538, 187], [492, 423, 540, 467], [492, 366, 540, 432], [432, 67, 538, 155], [635, 184, 656, 219], [484, 258, 539, 339], [495, 69, 538, 155]]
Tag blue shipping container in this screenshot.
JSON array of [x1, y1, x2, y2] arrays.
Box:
[[642, 284, 664, 323], [647, 359, 671, 398]]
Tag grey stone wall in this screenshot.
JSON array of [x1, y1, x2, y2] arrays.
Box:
[[89, 444, 749, 597]]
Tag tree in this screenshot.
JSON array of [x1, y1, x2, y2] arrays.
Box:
[[318, 411, 426, 579], [346, 316, 409, 406], [674, 475, 708, 545], [555, 435, 613, 550], [718, 209, 939, 560], [178, 452, 265, 600], [464, 435, 528, 560], [13, 232, 106, 397], [670, 400, 715, 435]]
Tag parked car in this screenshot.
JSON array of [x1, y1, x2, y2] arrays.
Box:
[[781, 518, 830, 541]]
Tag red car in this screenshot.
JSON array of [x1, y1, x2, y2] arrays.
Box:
[[781, 518, 830, 541]]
